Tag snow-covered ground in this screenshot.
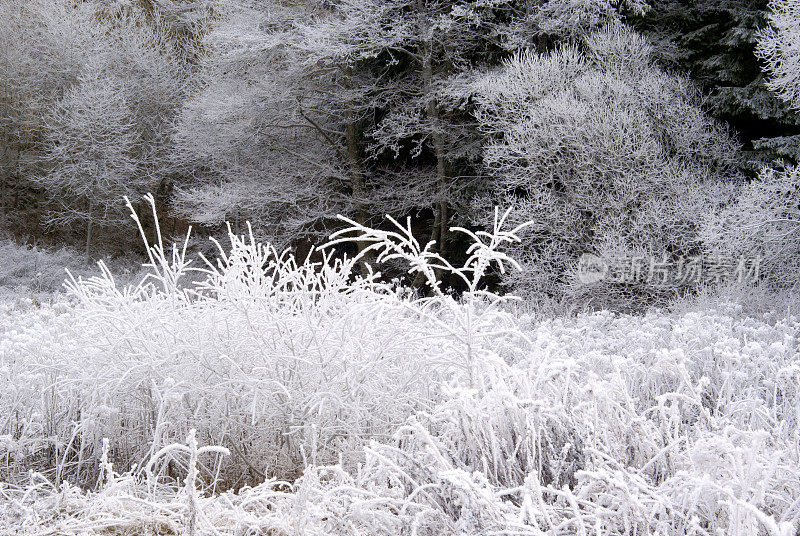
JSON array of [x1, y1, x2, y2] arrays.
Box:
[[1, 213, 799, 535]]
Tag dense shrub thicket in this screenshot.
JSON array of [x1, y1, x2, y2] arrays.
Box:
[[703, 164, 800, 291]]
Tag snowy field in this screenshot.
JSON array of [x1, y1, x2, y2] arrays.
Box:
[[1, 208, 799, 536]]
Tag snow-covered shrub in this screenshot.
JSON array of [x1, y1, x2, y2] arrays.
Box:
[[0, 239, 83, 295], [670, 278, 800, 321], [0, 197, 531, 490], [474, 25, 742, 308], [702, 164, 800, 290], [6, 302, 800, 535], [0, 237, 149, 304]]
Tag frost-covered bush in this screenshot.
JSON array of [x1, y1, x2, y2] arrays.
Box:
[[0, 237, 150, 302], [474, 25, 741, 307], [0, 240, 84, 295], [0, 197, 528, 489], [702, 164, 800, 290], [0, 242, 432, 485]]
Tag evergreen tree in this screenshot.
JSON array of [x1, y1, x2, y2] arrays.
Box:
[[633, 0, 800, 167]]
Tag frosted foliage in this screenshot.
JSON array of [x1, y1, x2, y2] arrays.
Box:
[[702, 165, 800, 288], [0, 1, 101, 116], [1, 199, 800, 535], [170, 75, 337, 244], [169, 4, 343, 243], [757, 0, 800, 109], [37, 72, 142, 224], [0, 0, 188, 237], [529, 0, 648, 38], [474, 26, 741, 300]]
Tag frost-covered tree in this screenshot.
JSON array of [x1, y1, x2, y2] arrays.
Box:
[[757, 0, 800, 110], [170, 1, 353, 247], [0, 0, 204, 253], [703, 164, 800, 289], [357, 0, 647, 255], [0, 0, 102, 235], [29, 4, 192, 257], [36, 71, 143, 259], [474, 25, 742, 304]]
